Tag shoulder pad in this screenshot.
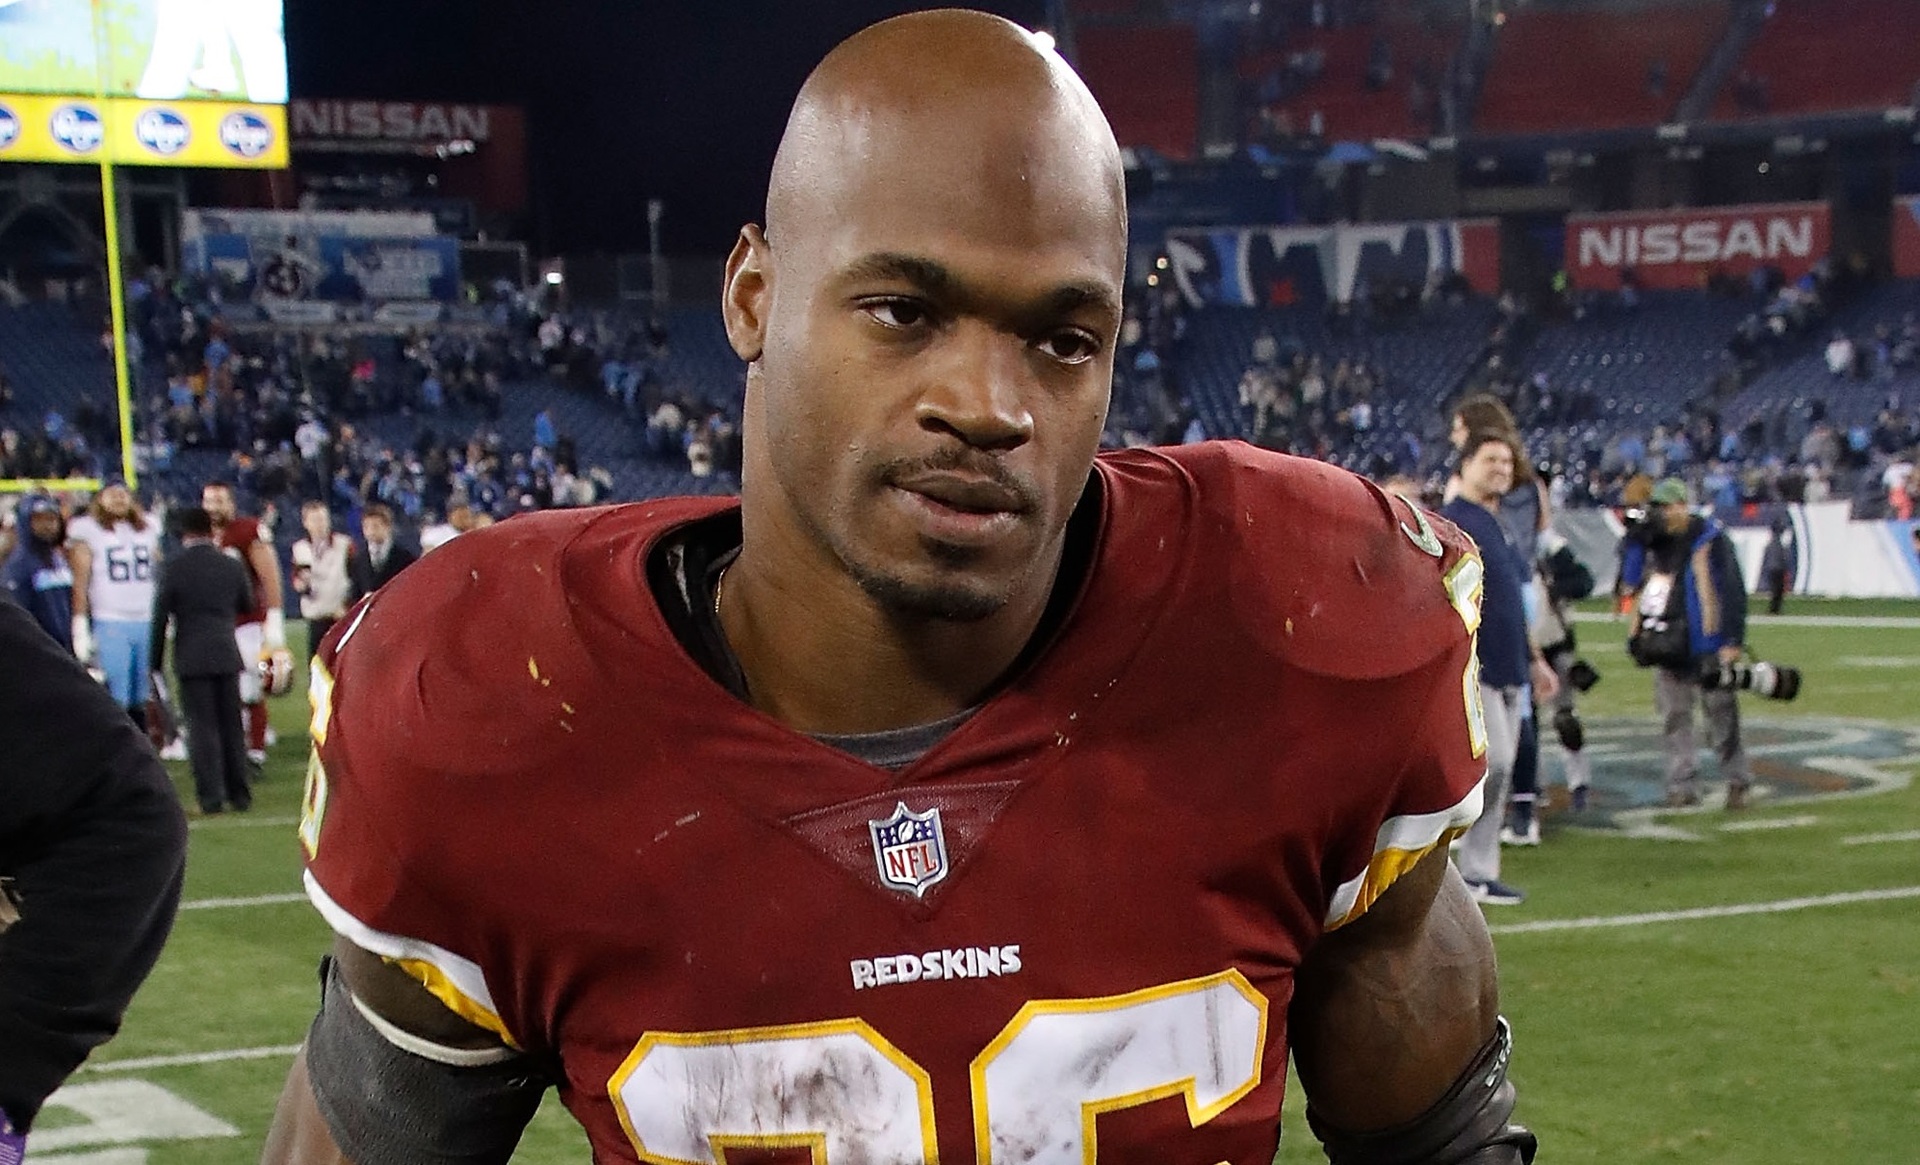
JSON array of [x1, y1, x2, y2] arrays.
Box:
[[1172, 443, 1477, 681]]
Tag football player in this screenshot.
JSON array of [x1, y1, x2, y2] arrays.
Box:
[[265, 13, 1536, 1165], [66, 479, 163, 731], [201, 482, 287, 763]]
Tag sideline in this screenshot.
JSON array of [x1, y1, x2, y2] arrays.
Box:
[[1488, 885, 1920, 934]]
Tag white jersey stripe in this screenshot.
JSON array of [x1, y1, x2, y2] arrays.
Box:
[[302, 869, 516, 1046], [1324, 777, 1486, 929]]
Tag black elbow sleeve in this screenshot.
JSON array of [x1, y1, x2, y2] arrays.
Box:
[[1308, 1017, 1538, 1165], [304, 957, 548, 1165]]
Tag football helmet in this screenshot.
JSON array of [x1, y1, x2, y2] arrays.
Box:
[[260, 648, 297, 697]]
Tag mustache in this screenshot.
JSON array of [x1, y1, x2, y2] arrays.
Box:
[[876, 447, 1042, 515]]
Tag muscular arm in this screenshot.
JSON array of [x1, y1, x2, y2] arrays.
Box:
[[1290, 845, 1500, 1132], [68, 541, 92, 617], [248, 539, 284, 613], [261, 937, 511, 1165]]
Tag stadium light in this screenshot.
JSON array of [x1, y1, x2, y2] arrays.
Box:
[[544, 271, 564, 286]]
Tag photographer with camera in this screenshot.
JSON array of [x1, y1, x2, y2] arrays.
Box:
[[1619, 479, 1753, 809]]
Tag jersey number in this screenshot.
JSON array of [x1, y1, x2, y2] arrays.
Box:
[[105, 545, 154, 583], [608, 969, 1268, 1164]]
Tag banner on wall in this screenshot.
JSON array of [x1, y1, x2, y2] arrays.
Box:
[[1893, 196, 1920, 279], [1163, 219, 1498, 309], [0, 95, 287, 167], [181, 209, 460, 303], [1564, 202, 1830, 291]]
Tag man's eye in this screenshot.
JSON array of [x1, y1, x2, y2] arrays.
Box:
[[1036, 331, 1100, 365], [862, 299, 930, 329]]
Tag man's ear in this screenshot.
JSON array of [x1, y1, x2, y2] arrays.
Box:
[[722, 225, 772, 364]]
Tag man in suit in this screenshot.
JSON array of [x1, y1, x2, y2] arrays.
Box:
[[150, 507, 255, 816], [350, 503, 415, 594]]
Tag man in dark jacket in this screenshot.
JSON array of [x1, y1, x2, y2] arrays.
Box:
[[2, 495, 75, 651], [0, 599, 188, 1142], [348, 503, 415, 594], [1620, 478, 1751, 808], [150, 507, 256, 815]]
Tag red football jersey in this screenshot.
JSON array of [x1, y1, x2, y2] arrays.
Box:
[[302, 442, 1490, 1165], [217, 515, 270, 626]]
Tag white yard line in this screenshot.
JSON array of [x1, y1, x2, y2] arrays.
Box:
[[1570, 612, 1920, 629], [1488, 885, 1920, 934], [1718, 814, 1820, 832], [176, 892, 306, 911], [1840, 829, 1920, 846], [187, 814, 298, 831], [79, 1045, 301, 1073], [77, 888, 1920, 1078]]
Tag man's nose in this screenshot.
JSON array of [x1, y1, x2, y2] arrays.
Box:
[[913, 325, 1035, 453]]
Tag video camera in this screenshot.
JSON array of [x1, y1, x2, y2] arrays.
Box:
[[1700, 657, 1802, 701]]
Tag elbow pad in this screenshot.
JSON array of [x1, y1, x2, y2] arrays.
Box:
[[1308, 1017, 1538, 1165], [304, 957, 548, 1165]]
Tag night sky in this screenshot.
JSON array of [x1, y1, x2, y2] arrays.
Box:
[[287, 0, 1048, 255]]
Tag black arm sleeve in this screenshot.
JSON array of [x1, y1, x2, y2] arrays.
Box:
[[148, 563, 170, 676], [1308, 1018, 1538, 1165], [0, 601, 189, 1129]]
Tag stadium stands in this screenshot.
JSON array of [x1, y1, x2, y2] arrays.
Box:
[[1476, 2, 1727, 134], [1173, 298, 1498, 465], [1511, 291, 1750, 427], [1711, 0, 1920, 120], [0, 301, 115, 436], [1074, 24, 1200, 159], [1245, 12, 1464, 143]]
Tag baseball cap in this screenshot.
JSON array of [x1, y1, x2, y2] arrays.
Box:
[[1649, 478, 1688, 505]]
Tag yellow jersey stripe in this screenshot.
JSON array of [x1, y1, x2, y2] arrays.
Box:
[[302, 870, 520, 1049], [1324, 777, 1485, 930]]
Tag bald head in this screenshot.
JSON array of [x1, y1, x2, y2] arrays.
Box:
[[720, 10, 1129, 630], [767, 9, 1125, 255]]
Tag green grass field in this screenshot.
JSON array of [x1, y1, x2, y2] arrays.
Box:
[[38, 600, 1920, 1163]]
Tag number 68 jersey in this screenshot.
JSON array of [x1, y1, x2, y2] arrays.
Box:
[[302, 442, 1490, 1165], [65, 513, 161, 623]]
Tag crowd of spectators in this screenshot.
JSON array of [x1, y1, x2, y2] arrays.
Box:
[[7, 255, 1918, 538]]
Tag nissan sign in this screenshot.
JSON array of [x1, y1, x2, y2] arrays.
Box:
[[1565, 203, 1831, 291]]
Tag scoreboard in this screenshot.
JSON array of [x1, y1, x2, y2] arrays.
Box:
[[0, 0, 287, 168]]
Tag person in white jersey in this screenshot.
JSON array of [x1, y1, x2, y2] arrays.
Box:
[[67, 481, 164, 732], [289, 501, 359, 664]]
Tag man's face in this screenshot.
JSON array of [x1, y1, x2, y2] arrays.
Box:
[[29, 511, 61, 543], [1459, 440, 1514, 502], [730, 100, 1124, 621], [99, 484, 131, 518], [1660, 502, 1692, 534], [303, 507, 331, 542], [202, 486, 235, 524], [363, 515, 391, 544]]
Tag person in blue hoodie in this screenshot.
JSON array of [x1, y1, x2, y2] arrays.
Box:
[[1620, 477, 1751, 808], [3, 496, 75, 652]]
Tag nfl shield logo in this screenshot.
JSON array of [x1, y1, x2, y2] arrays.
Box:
[[868, 802, 950, 898]]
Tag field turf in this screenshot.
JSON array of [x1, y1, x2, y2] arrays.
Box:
[[37, 599, 1920, 1163]]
